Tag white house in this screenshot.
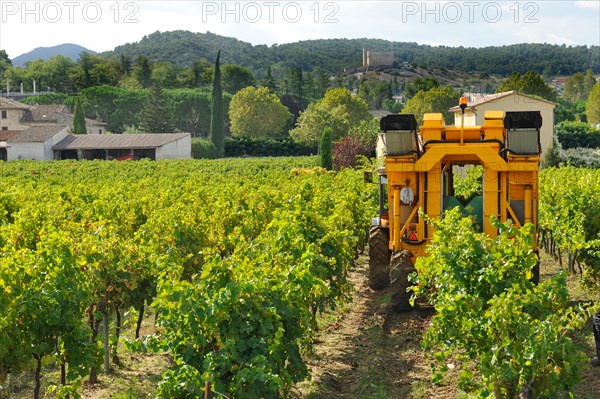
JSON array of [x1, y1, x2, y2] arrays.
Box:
[[3, 125, 69, 160], [449, 91, 556, 156]]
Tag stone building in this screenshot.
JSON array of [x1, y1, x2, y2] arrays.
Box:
[[0, 97, 34, 131], [0, 98, 106, 134], [362, 49, 394, 68]]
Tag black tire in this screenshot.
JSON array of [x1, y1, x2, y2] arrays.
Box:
[[389, 250, 416, 313], [532, 252, 540, 284], [368, 225, 391, 290]]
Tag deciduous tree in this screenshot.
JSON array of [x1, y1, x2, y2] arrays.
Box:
[[496, 71, 557, 101], [586, 83, 600, 126], [563, 72, 585, 102], [221, 64, 255, 95], [0, 49, 11, 76], [151, 62, 176, 88], [290, 88, 371, 146], [229, 86, 291, 138], [404, 76, 439, 99], [402, 86, 460, 125], [555, 98, 587, 123]]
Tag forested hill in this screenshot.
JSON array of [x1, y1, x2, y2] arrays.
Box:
[[103, 30, 600, 77]]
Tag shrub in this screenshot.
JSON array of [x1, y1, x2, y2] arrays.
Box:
[[555, 121, 600, 149], [544, 139, 600, 169], [191, 139, 218, 159], [333, 135, 374, 170]]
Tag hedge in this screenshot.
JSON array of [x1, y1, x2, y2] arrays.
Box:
[[224, 137, 316, 157], [191, 139, 219, 159], [555, 121, 600, 149]]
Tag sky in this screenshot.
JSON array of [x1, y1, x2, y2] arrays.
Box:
[[0, 0, 599, 60]]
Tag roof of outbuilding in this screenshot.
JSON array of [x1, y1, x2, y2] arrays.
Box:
[[7, 125, 68, 142], [53, 133, 190, 150]]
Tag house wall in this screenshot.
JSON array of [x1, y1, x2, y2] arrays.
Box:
[[7, 142, 46, 160], [89, 124, 106, 135], [453, 111, 477, 126], [156, 134, 192, 160], [44, 128, 69, 159], [452, 94, 555, 157], [56, 113, 105, 134], [0, 109, 29, 130], [366, 51, 394, 67], [7, 128, 69, 160]]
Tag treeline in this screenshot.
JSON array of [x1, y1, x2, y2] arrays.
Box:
[[103, 31, 600, 77], [24, 87, 231, 136], [410, 43, 599, 77], [0, 51, 257, 95], [4, 31, 597, 86]]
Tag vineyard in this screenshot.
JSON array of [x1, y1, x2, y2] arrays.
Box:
[[0, 157, 376, 398], [0, 159, 599, 398], [539, 167, 600, 282]]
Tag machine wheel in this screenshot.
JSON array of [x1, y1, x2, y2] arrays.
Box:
[[389, 250, 416, 313], [532, 252, 540, 284], [368, 225, 391, 290]]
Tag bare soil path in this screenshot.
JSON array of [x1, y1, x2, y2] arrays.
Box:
[[291, 254, 456, 399]]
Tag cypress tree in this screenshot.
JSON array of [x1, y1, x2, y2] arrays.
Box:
[[320, 127, 333, 170], [72, 98, 87, 134], [210, 50, 224, 158]]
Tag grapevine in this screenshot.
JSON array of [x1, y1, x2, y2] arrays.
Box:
[[0, 157, 376, 398]]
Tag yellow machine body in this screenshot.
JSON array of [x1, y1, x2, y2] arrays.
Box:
[[382, 111, 540, 262]]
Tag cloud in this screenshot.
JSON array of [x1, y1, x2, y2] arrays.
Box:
[[575, 1, 600, 10], [0, 0, 597, 59]]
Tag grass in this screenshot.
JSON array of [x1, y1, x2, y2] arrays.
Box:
[[355, 324, 389, 398]]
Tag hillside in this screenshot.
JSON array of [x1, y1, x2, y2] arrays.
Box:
[[12, 43, 96, 67], [102, 30, 600, 77]]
